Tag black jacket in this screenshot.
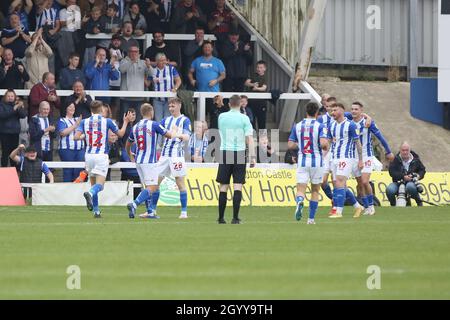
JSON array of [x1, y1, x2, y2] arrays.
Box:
[[388, 151, 426, 183], [0, 61, 30, 89], [0, 102, 27, 134], [29, 116, 57, 156], [219, 40, 253, 78], [64, 94, 93, 119]]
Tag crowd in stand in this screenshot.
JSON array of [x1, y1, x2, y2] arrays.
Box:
[[0, 0, 273, 183]]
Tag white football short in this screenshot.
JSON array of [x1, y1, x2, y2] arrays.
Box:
[[331, 158, 355, 180], [85, 153, 109, 178], [322, 152, 333, 174], [136, 163, 159, 186], [353, 156, 374, 177], [297, 166, 324, 185], [157, 156, 187, 178]]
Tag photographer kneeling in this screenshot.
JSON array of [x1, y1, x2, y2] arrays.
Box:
[[386, 142, 426, 206]]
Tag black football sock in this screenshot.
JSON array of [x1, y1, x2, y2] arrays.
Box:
[[219, 192, 227, 220], [233, 190, 242, 220]]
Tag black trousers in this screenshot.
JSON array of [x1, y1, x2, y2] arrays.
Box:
[[0, 133, 19, 167], [249, 100, 267, 130]]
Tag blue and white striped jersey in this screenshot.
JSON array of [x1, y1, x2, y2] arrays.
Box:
[[354, 118, 391, 158], [128, 119, 168, 164], [57, 117, 85, 151], [289, 118, 327, 168], [318, 112, 353, 129], [77, 115, 119, 154], [189, 134, 209, 158], [328, 119, 360, 160], [33, 115, 51, 152], [161, 115, 192, 158], [150, 65, 180, 101]]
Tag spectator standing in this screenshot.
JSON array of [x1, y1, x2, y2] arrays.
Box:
[[189, 41, 225, 93], [106, 0, 127, 20], [1, 13, 32, 60], [81, 6, 104, 68], [10, 144, 54, 185], [64, 80, 93, 119], [9, 0, 34, 32], [59, 52, 86, 90], [0, 89, 27, 167], [35, 0, 60, 40], [208, 0, 237, 40], [84, 47, 119, 103], [172, 0, 207, 34], [24, 28, 53, 89], [97, 3, 122, 48], [245, 60, 268, 130], [57, 0, 81, 68], [0, 48, 30, 89], [209, 94, 228, 129], [28, 72, 60, 117], [119, 45, 153, 123], [123, 1, 147, 37], [158, 0, 174, 33], [29, 101, 56, 161], [144, 30, 180, 67], [119, 21, 139, 56], [149, 52, 181, 122], [57, 103, 84, 182], [141, 0, 165, 34], [220, 30, 252, 92], [183, 26, 217, 84], [109, 34, 124, 117]]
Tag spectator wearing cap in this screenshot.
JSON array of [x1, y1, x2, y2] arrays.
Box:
[[0, 89, 27, 167], [0, 13, 32, 59], [219, 30, 252, 92], [0, 48, 30, 89], [29, 101, 57, 161], [24, 28, 53, 89], [59, 52, 86, 90], [28, 72, 60, 118], [10, 144, 54, 185], [144, 30, 180, 67], [172, 0, 207, 34], [123, 2, 147, 37]]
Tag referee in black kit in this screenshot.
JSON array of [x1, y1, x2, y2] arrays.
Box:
[[216, 95, 256, 224]]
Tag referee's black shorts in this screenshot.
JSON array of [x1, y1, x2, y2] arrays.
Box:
[[216, 150, 247, 185]]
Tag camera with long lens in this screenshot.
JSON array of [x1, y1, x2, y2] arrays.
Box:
[[411, 173, 424, 193]]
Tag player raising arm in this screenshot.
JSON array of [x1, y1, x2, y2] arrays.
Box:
[[125, 103, 185, 219], [74, 100, 133, 218]]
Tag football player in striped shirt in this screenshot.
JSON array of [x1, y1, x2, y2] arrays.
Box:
[[288, 102, 329, 225], [327, 103, 364, 219], [351, 102, 394, 216], [150, 98, 192, 219], [125, 103, 182, 219], [75, 101, 133, 218]]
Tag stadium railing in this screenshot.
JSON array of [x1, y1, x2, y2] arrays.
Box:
[[0, 89, 314, 121]]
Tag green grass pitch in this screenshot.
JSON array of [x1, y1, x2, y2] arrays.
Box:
[[0, 205, 449, 299]]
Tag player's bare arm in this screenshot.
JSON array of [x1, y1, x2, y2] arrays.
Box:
[[116, 112, 133, 138], [356, 139, 363, 169]]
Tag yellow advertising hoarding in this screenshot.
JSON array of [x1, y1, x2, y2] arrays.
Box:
[[158, 167, 450, 207]]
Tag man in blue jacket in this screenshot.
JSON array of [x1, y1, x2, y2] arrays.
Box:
[[84, 47, 119, 104]]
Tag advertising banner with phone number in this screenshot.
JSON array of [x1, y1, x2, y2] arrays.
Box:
[[157, 169, 450, 207]]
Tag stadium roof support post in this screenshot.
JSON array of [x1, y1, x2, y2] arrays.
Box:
[[279, 0, 328, 132], [408, 0, 419, 79]]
